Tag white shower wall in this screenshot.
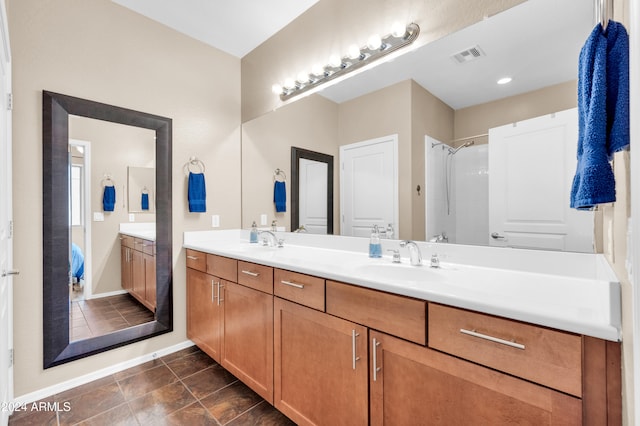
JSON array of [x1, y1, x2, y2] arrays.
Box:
[[425, 136, 488, 245]]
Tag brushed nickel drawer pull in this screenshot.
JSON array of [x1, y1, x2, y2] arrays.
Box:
[[352, 330, 360, 370], [280, 280, 304, 289], [241, 270, 260, 277], [372, 338, 381, 381], [186, 255, 199, 260], [460, 328, 525, 350]]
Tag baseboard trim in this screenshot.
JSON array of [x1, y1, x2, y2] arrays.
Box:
[[13, 340, 194, 405]]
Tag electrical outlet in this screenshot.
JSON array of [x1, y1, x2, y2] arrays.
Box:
[[93, 212, 104, 222], [260, 214, 267, 225], [129, 213, 135, 222], [212, 215, 220, 228]]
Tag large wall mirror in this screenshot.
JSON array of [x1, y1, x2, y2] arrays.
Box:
[[43, 91, 172, 368], [241, 0, 595, 252]]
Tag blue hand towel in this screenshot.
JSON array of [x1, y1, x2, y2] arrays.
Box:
[[141, 193, 149, 210], [274, 181, 286, 213], [188, 172, 206, 213], [570, 21, 629, 210], [103, 185, 115, 211]]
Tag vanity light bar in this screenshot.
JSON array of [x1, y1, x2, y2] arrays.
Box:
[[275, 22, 420, 102]]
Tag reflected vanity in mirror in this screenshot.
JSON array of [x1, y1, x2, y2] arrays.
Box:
[[291, 147, 334, 234], [43, 91, 172, 368]]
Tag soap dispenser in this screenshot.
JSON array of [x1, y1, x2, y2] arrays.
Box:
[[386, 223, 394, 239], [250, 221, 258, 243], [369, 225, 382, 258]]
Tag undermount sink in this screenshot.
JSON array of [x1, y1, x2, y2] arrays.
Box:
[[355, 262, 448, 283]]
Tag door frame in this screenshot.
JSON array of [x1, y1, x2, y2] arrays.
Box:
[[69, 139, 92, 300]]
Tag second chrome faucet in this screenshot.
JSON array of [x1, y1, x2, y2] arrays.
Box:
[[399, 240, 422, 266]]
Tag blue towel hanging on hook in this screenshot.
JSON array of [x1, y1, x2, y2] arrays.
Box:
[[274, 181, 286, 213], [188, 172, 206, 212], [103, 185, 115, 211]]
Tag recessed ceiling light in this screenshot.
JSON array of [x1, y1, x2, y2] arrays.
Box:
[[497, 77, 512, 85]]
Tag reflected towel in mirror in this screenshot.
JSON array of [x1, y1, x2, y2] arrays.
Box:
[[141, 192, 149, 210]]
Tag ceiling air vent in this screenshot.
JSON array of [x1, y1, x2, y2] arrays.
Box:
[[451, 45, 486, 64]]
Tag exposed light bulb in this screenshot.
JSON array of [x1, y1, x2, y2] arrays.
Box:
[[367, 34, 382, 50], [297, 71, 309, 83], [271, 84, 283, 94], [284, 78, 296, 89], [347, 44, 361, 60], [497, 77, 512, 85], [390, 22, 406, 38], [311, 64, 324, 76], [328, 54, 342, 68]]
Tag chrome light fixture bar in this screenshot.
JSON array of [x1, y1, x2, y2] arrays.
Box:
[[275, 22, 420, 102]]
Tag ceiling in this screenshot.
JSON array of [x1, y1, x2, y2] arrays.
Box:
[[112, 0, 594, 109]]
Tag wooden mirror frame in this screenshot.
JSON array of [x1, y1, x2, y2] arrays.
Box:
[[42, 91, 173, 368], [290, 147, 334, 234]]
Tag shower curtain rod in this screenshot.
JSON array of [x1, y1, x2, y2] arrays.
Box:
[[450, 133, 488, 143]]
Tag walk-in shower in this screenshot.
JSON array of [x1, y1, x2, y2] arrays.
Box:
[[431, 140, 475, 215]]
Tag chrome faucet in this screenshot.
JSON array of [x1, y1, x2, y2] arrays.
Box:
[[429, 232, 448, 243], [399, 240, 422, 266], [259, 230, 278, 247]]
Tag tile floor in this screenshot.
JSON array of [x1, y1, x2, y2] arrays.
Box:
[[70, 293, 156, 341], [9, 346, 295, 425]]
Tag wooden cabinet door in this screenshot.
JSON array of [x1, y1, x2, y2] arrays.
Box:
[[274, 298, 368, 426], [144, 253, 156, 311], [186, 268, 223, 362], [222, 281, 274, 402], [369, 330, 582, 426], [120, 246, 132, 291], [131, 249, 145, 302]]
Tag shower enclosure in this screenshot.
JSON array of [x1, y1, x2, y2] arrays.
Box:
[[425, 135, 488, 245]]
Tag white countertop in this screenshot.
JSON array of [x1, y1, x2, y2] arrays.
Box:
[[183, 230, 622, 341], [119, 223, 155, 241]]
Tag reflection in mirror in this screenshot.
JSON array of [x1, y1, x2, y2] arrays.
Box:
[[67, 117, 158, 342], [43, 91, 172, 368], [128, 167, 156, 213], [241, 0, 595, 252], [291, 147, 334, 234]]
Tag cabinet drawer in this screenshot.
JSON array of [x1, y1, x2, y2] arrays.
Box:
[[237, 261, 273, 294], [207, 254, 238, 282], [120, 234, 134, 249], [186, 249, 206, 272], [138, 238, 155, 256], [428, 303, 582, 397], [274, 269, 325, 311], [326, 280, 426, 345]]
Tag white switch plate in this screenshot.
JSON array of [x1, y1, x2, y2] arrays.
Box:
[[212, 215, 220, 228], [93, 212, 104, 222], [260, 214, 267, 225], [129, 213, 135, 222]]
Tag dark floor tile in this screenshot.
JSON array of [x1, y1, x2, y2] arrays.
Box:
[[227, 401, 296, 426], [165, 351, 216, 379], [55, 375, 115, 403], [113, 359, 164, 382], [159, 345, 199, 363], [200, 381, 263, 425], [76, 402, 139, 426], [182, 364, 237, 399], [129, 382, 196, 425], [8, 401, 58, 425], [118, 365, 178, 401], [165, 402, 219, 426], [58, 382, 125, 425]]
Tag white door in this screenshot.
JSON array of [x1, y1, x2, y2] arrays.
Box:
[[489, 108, 593, 252], [0, 0, 12, 422], [299, 158, 328, 234], [340, 135, 398, 237]]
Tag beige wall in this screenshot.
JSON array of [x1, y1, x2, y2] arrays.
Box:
[[70, 116, 156, 296], [241, 94, 339, 231], [241, 0, 525, 122], [8, 0, 241, 396]]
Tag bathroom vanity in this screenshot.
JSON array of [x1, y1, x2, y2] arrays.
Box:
[[120, 229, 156, 312], [184, 230, 621, 425]]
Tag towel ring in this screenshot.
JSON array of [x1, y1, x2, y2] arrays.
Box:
[[101, 174, 115, 186], [274, 168, 287, 182], [184, 157, 205, 175]]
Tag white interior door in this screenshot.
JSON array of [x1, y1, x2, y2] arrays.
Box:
[[0, 0, 12, 422], [340, 135, 398, 237], [299, 158, 328, 234], [489, 108, 593, 252]]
